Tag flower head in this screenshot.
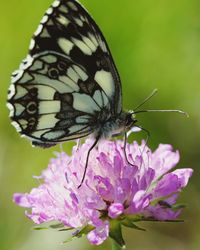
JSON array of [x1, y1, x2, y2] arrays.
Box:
[[14, 139, 192, 246]]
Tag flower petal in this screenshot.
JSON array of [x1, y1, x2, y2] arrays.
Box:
[[87, 221, 109, 245], [172, 168, 193, 187], [108, 203, 124, 219], [13, 193, 31, 208], [152, 144, 180, 177], [145, 204, 181, 220], [153, 168, 193, 199]]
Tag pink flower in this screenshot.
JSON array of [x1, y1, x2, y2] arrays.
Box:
[[14, 139, 193, 246]]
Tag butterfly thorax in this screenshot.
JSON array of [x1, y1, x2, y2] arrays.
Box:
[[95, 111, 137, 139]]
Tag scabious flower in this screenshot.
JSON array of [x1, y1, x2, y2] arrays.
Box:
[[14, 139, 193, 247]]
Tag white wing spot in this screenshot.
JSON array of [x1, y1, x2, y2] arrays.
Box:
[[7, 103, 14, 117], [21, 55, 33, 68], [82, 36, 97, 52], [72, 93, 100, 114], [34, 24, 43, 36], [52, 0, 60, 7], [36, 85, 56, 100], [57, 15, 70, 26], [41, 15, 48, 24], [46, 7, 53, 15], [59, 75, 80, 92], [73, 65, 88, 81], [68, 1, 78, 11], [14, 86, 28, 100], [88, 32, 98, 46], [68, 125, 87, 134], [19, 73, 33, 84], [15, 103, 25, 116], [30, 60, 43, 71], [97, 34, 107, 52], [11, 121, 22, 132], [32, 74, 75, 93], [75, 18, 83, 27], [58, 38, 74, 55], [76, 115, 90, 124], [18, 119, 28, 128], [37, 114, 59, 130], [72, 37, 92, 55], [40, 28, 50, 38], [41, 55, 57, 63], [32, 129, 49, 138], [101, 41, 107, 53], [11, 70, 23, 84], [43, 130, 66, 140], [8, 84, 16, 99], [29, 39, 35, 50], [47, 19, 54, 26], [102, 92, 109, 106], [39, 101, 61, 114], [80, 15, 85, 22], [11, 56, 33, 84], [83, 16, 89, 25], [67, 67, 79, 83], [59, 5, 69, 13], [94, 70, 115, 98], [93, 90, 103, 107]]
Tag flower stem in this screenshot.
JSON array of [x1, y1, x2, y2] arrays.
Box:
[[111, 239, 125, 250]]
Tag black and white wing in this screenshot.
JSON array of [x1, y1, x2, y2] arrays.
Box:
[[7, 0, 122, 147]]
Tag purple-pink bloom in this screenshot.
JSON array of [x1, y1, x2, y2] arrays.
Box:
[[13, 139, 193, 245]]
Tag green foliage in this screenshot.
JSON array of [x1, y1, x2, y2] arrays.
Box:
[[109, 220, 125, 248]]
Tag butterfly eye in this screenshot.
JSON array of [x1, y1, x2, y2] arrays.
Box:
[[125, 114, 134, 128], [48, 68, 59, 79], [27, 101, 37, 114]]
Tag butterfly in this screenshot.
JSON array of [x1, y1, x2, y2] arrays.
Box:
[[8, 0, 184, 185], [7, 0, 137, 146]]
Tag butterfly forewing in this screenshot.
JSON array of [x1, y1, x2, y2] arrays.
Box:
[[7, 0, 122, 146]]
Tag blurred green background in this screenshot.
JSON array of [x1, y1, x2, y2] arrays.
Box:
[[1, 0, 200, 249]]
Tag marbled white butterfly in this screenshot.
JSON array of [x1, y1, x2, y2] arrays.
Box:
[[7, 0, 185, 184], [7, 0, 136, 146]]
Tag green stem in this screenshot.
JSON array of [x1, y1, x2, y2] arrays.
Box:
[[111, 239, 125, 250]]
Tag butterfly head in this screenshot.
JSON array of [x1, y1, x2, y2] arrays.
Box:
[[110, 111, 137, 137], [123, 111, 137, 131]]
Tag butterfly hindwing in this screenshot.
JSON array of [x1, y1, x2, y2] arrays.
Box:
[[7, 0, 122, 146], [8, 51, 113, 145]]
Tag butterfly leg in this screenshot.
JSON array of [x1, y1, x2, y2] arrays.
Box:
[[133, 125, 150, 156], [78, 135, 101, 188], [123, 132, 136, 167], [123, 126, 150, 167], [75, 139, 81, 152], [111, 132, 124, 137]]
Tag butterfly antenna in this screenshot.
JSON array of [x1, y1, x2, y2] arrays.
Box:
[[75, 139, 81, 152], [133, 89, 158, 112], [132, 89, 188, 117], [132, 109, 189, 117], [78, 135, 100, 189]]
